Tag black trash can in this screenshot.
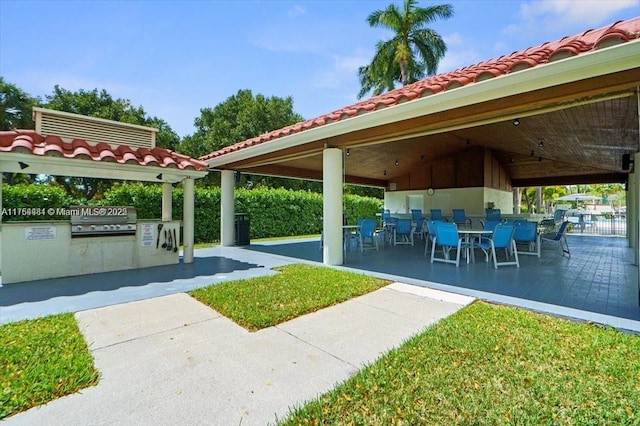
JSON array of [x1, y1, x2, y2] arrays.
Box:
[[234, 213, 250, 245]]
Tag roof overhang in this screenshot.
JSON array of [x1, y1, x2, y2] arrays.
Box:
[[204, 40, 640, 176], [1, 151, 208, 183]]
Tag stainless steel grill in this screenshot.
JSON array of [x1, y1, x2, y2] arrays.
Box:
[[70, 206, 137, 237]]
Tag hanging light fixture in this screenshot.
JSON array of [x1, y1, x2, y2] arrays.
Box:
[[394, 159, 399, 166], [345, 149, 350, 156], [383, 170, 387, 176], [513, 118, 520, 126], [538, 140, 545, 148]]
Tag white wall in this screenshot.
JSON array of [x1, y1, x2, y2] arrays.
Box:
[[384, 187, 506, 216], [1, 221, 180, 284]]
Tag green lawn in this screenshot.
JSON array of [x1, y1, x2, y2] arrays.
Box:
[[189, 263, 389, 330], [280, 301, 640, 425], [0, 313, 100, 420]]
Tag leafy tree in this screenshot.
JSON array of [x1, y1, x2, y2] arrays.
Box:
[[40, 86, 181, 199], [0, 77, 38, 131], [1, 78, 40, 184], [178, 89, 303, 159], [179, 89, 305, 188], [358, 0, 453, 99], [44, 86, 179, 150]]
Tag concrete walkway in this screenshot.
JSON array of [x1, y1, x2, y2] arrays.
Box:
[[4, 283, 473, 425]]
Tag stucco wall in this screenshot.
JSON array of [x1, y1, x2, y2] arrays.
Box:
[[1, 221, 180, 284]]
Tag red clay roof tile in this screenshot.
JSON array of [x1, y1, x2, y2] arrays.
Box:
[[200, 17, 640, 162], [0, 129, 207, 171]]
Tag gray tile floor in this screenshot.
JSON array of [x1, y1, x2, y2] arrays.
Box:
[[245, 235, 640, 323]]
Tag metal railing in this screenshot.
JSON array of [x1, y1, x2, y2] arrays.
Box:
[[566, 213, 627, 236]]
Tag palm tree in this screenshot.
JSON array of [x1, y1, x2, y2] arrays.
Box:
[[358, 0, 453, 99]]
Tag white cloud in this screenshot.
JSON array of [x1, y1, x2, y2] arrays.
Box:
[[288, 4, 306, 17], [443, 32, 464, 46], [520, 0, 639, 29], [310, 51, 370, 89]]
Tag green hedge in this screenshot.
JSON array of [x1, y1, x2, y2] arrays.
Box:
[[2, 183, 383, 244]]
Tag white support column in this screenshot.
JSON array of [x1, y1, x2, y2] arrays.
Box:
[[162, 182, 172, 221], [221, 170, 235, 246], [323, 148, 343, 265], [182, 177, 195, 264], [628, 170, 636, 250]]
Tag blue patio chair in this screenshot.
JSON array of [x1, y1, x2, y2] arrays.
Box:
[[475, 223, 519, 268], [394, 218, 414, 246], [452, 209, 472, 228], [430, 209, 444, 221], [357, 218, 379, 252], [430, 222, 470, 267], [514, 221, 540, 257], [383, 216, 397, 246], [541, 220, 570, 257], [411, 209, 427, 240], [423, 220, 440, 256], [486, 208, 501, 222]]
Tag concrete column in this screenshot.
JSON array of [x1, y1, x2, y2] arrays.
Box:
[[0, 172, 3, 224], [182, 177, 195, 264], [162, 182, 172, 221], [221, 170, 235, 246], [628, 171, 636, 249], [323, 148, 343, 265]]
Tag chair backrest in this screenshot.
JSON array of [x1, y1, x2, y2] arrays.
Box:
[[382, 209, 391, 221], [396, 218, 412, 234], [426, 220, 438, 238], [452, 209, 466, 223], [431, 209, 443, 221], [553, 221, 570, 240], [491, 223, 516, 249], [553, 209, 567, 223], [435, 222, 459, 246], [360, 218, 377, 237], [411, 209, 423, 232], [486, 208, 501, 221], [483, 220, 501, 232], [513, 221, 537, 242]]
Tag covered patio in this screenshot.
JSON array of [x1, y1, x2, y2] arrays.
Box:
[[244, 234, 640, 327]]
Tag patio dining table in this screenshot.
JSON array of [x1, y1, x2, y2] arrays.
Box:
[[457, 228, 492, 264]]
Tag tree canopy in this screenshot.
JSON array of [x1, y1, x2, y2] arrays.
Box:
[[0, 77, 38, 131], [177, 89, 304, 160], [358, 0, 453, 99]]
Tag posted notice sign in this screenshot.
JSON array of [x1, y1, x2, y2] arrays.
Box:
[[25, 226, 56, 241], [140, 223, 155, 247]]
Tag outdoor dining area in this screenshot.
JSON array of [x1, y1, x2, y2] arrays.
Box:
[[342, 208, 571, 268]]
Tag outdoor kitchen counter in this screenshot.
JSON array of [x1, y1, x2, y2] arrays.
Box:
[[0, 220, 180, 285]]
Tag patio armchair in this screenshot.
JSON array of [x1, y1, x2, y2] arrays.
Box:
[[430, 222, 471, 267], [430, 209, 444, 221], [357, 218, 379, 252], [394, 218, 414, 246], [540, 209, 567, 233], [541, 220, 571, 257], [486, 208, 501, 222], [452, 209, 472, 228], [423, 220, 439, 256], [411, 209, 427, 240], [513, 220, 541, 257], [475, 223, 520, 268]]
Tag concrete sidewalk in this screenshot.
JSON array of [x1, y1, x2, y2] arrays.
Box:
[[4, 283, 473, 425]]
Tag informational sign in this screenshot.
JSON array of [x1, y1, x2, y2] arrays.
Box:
[[24, 226, 56, 241], [140, 223, 155, 247]]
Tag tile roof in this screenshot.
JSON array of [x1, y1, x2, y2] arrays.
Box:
[[200, 17, 640, 162], [0, 130, 208, 171]]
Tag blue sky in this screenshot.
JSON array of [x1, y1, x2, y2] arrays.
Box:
[[1, 0, 638, 138]]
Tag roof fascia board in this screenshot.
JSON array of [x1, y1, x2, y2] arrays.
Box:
[[205, 40, 640, 169], [0, 152, 207, 182]]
